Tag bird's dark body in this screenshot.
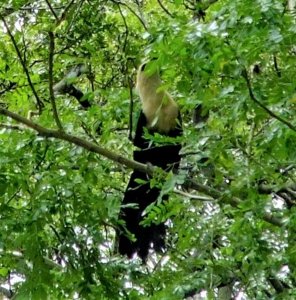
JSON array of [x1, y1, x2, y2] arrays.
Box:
[[118, 110, 182, 261]]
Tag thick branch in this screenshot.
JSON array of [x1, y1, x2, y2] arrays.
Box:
[[0, 106, 150, 175], [0, 107, 284, 227], [273, 55, 281, 78]]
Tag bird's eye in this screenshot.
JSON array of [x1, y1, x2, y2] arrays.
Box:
[[141, 63, 146, 71]]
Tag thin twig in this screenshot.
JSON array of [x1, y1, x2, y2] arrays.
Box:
[[1, 15, 43, 112], [118, 4, 129, 52], [242, 68, 296, 132], [273, 55, 281, 78], [128, 76, 134, 141], [112, 0, 147, 30], [183, 0, 194, 10], [66, 0, 85, 34], [21, 31, 28, 64], [6, 187, 21, 205], [49, 224, 64, 244], [45, 0, 59, 20], [174, 189, 215, 201], [48, 31, 63, 130], [246, 120, 255, 186], [33, 143, 49, 172], [157, 0, 174, 17], [0, 82, 17, 95], [80, 121, 99, 144]]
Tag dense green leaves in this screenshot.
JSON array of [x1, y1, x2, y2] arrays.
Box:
[[1, 0, 296, 299]]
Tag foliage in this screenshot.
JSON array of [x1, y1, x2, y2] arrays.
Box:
[[1, 0, 296, 298]]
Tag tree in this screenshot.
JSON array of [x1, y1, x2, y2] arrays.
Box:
[[0, 0, 296, 298]]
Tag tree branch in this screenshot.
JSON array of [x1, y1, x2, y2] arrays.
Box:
[[128, 76, 134, 141], [48, 31, 63, 130], [0, 0, 34, 18], [273, 55, 281, 78], [174, 189, 215, 201], [0, 107, 284, 228], [111, 1, 148, 30], [45, 0, 58, 20], [117, 4, 129, 52], [0, 81, 17, 96], [0, 106, 150, 174], [242, 68, 296, 132], [0, 15, 43, 112], [57, 0, 76, 25], [157, 0, 174, 18]]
